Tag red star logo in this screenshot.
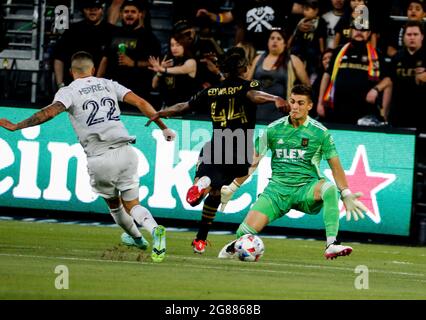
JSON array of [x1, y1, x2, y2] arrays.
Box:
[[325, 145, 396, 223]]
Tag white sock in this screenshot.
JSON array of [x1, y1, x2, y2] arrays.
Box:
[[130, 205, 158, 235], [110, 205, 141, 238], [327, 236, 337, 246]]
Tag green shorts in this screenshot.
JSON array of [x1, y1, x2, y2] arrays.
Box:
[[251, 180, 323, 223]]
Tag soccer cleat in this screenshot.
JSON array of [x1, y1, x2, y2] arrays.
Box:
[[324, 241, 353, 260], [218, 240, 237, 259], [121, 232, 149, 250], [191, 239, 208, 254], [151, 225, 166, 262], [186, 176, 211, 207]]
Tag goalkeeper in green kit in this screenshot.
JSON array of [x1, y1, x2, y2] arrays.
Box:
[[218, 85, 368, 260]]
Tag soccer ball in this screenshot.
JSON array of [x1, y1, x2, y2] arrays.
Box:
[[235, 234, 265, 262]]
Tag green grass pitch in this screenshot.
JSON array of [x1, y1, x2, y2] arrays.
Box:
[[0, 219, 425, 300]]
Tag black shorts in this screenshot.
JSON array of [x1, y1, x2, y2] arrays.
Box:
[[195, 141, 252, 189], [195, 162, 250, 190]]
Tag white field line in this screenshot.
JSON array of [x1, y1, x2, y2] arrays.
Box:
[[0, 252, 425, 281], [1, 242, 425, 272], [1, 244, 424, 274], [0, 253, 304, 277]]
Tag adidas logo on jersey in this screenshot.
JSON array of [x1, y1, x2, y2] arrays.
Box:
[[277, 139, 284, 144]]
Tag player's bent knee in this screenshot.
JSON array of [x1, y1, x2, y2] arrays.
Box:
[[121, 187, 139, 202], [321, 182, 338, 201]]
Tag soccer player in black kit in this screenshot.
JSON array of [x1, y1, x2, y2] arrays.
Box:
[[147, 47, 286, 253]]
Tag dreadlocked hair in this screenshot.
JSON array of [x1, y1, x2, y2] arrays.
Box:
[[219, 47, 248, 77]]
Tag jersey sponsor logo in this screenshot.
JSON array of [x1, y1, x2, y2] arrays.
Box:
[[246, 6, 275, 33], [275, 148, 306, 160], [250, 80, 260, 88], [396, 67, 417, 77]]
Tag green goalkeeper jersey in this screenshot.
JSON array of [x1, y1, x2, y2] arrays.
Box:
[[255, 116, 338, 187]]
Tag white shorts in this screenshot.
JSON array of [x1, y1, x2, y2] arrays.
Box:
[[86, 144, 139, 199]]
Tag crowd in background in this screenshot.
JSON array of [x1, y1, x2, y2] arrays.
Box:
[[49, 0, 426, 130]]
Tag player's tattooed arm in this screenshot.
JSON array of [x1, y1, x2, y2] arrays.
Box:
[[247, 91, 288, 110], [146, 102, 191, 126], [0, 101, 66, 131], [160, 102, 191, 117]]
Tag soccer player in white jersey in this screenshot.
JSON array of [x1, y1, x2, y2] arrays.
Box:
[[218, 85, 368, 260], [0, 51, 174, 262]]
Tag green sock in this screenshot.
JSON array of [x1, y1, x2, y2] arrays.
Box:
[[322, 183, 340, 238], [236, 222, 258, 238]]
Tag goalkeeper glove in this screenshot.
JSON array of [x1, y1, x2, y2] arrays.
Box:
[[341, 189, 367, 221], [220, 180, 241, 211]]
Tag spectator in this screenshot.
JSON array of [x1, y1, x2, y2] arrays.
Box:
[[230, 0, 295, 51], [250, 28, 310, 122], [97, 0, 160, 107], [172, 0, 234, 45], [386, 21, 426, 129], [52, 0, 115, 88], [107, 0, 152, 29], [317, 21, 391, 125], [334, 0, 378, 48], [322, 0, 345, 49], [149, 33, 198, 107], [172, 18, 224, 57], [196, 41, 258, 88], [172, 20, 224, 91], [386, 0, 425, 57], [107, 0, 125, 25], [288, 0, 328, 77], [312, 48, 334, 118]]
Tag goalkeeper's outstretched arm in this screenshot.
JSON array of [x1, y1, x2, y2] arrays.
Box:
[[328, 156, 367, 221], [327, 156, 349, 192]]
